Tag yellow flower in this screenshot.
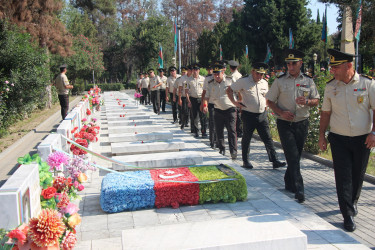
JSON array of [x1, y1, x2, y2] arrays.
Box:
[[67, 213, 81, 228]]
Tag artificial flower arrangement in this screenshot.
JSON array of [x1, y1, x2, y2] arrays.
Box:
[[81, 86, 102, 111], [70, 118, 100, 155], [100, 164, 247, 213]]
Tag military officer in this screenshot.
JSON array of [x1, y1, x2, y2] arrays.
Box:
[[266, 49, 320, 203], [174, 67, 187, 125], [148, 69, 162, 114], [166, 66, 181, 124], [137, 72, 144, 95], [319, 49, 375, 232], [203, 62, 237, 159], [228, 60, 243, 138], [158, 68, 168, 112], [178, 65, 192, 129], [185, 63, 207, 137], [201, 65, 216, 148], [140, 72, 150, 105], [227, 62, 286, 169]]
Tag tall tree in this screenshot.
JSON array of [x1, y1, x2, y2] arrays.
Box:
[[317, 9, 321, 23]]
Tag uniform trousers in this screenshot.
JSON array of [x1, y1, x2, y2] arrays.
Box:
[[141, 88, 150, 105], [160, 89, 166, 112], [151, 90, 160, 114], [328, 132, 370, 218], [241, 110, 278, 163], [277, 118, 309, 196], [169, 93, 178, 122], [180, 97, 190, 128], [236, 108, 243, 136], [208, 103, 216, 148], [58, 94, 69, 120], [214, 107, 237, 155], [190, 97, 207, 135]]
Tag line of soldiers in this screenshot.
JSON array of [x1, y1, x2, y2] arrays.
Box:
[[136, 48, 375, 233]]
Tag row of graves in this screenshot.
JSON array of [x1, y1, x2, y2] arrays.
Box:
[[1, 89, 366, 249]]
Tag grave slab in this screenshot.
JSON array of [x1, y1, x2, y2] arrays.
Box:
[[108, 125, 165, 134], [106, 110, 147, 115], [107, 115, 151, 121], [37, 134, 63, 161], [122, 215, 307, 250], [105, 105, 139, 109], [108, 131, 173, 143], [111, 139, 184, 155], [107, 120, 155, 127], [112, 151, 203, 170], [56, 120, 72, 152]]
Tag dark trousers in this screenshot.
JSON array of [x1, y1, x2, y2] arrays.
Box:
[[190, 97, 207, 135], [208, 103, 216, 147], [242, 110, 278, 163], [151, 90, 160, 114], [169, 93, 177, 122], [141, 88, 150, 105], [277, 119, 309, 196], [328, 132, 370, 218], [160, 89, 166, 112], [236, 108, 243, 136], [58, 94, 69, 120], [214, 107, 237, 155], [181, 97, 190, 128]]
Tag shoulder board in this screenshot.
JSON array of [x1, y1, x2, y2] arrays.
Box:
[[208, 79, 214, 83], [226, 75, 233, 79], [177, 76, 181, 80], [277, 73, 286, 79], [361, 74, 373, 80], [303, 73, 312, 79], [326, 78, 335, 84]]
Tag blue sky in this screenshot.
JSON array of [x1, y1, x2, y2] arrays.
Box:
[[306, 1, 340, 35]]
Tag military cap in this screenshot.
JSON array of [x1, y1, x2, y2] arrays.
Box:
[[168, 66, 177, 71], [157, 68, 165, 72], [228, 60, 239, 67], [327, 49, 354, 66], [252, 62, 269, 74], [192, 63, 202, 70], [59, 64, 67, 69], [186, 65, 193, 70], [212, 63, 225, 73], [181, 66, 188, 73], [285, 49, 305, 62], [147, 69, 154, 73], [205, 64, 213, 70]]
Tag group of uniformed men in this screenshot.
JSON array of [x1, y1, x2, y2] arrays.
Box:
[[136, 48, 375, 233]]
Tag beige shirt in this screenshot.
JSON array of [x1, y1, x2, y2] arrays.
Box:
[[178, 75, 192, 97], [231, 70, 242, 83], [137, 78, 143, 89], [203, 75, 214, 104], [55, 73, 69, 95], [322, 72, 375, 136], [141, 77, 149, 88], [266, 72, 319, 122], [167, 74, 180, 93], [186, 75, 205, 98], [159, 75, 167, 89], [206, 76, 236, 110], [231, 76, 268, 113], [149, 76, 161, 91]]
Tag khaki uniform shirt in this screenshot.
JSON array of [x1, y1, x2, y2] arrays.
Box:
[[178, 75, 192, 97], [160, 75, 167, 89], [231, 70, 242, 83], [167, 74, 180, 93], [266, 72, 319, 122], [322, 73, 375, 136], [149, 76, 161, 91], [206, 76, 236, 110], [141, 77, 149, 88], [203, 75, 214, 104], [231, 76, 268, 113], [55, 73, 69, 95], [137, 78, 143, 89], [186, 75, 205, 98]]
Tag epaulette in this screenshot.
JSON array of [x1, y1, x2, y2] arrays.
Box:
[[177, 76, 181, 80], [226, 75, 233, 79], [326, 78, 335, 84], [208, 79, 214, 83], [277, 73, 286, 78], [303, 73, 312, 79], [361, 74, 373, 80]]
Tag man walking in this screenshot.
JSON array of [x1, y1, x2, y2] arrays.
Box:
[[141, 72, 150, 105], [166, 66, 180, 124], [158, 68, 167, 112], [148, 69, 162, 114]]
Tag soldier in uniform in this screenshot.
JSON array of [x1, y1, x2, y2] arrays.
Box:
[[185, 63, 207, 137], [319, 49, 375, 232], [203, 62, 237, 159], [158, 68, 168, 112], [228, 60, 243, 138], [201, 65, 216, 148], [174, 67, 187, 125], [55, 64, 73, 120], [178, 65, 192, 129], [141, 72, 150, 105], [227, 62, 286, 169], [137, 73, 144, 102], [166, 66, 180, 124], [148, 69, 162, 114], [266, 49, 320, 203]]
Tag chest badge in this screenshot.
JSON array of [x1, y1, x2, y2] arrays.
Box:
[[357, 96, 364, 104]]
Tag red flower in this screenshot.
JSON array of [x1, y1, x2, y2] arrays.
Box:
[[296, 84, 300, 87], [86, 108, 91, 115], [41, 187, 56, 199]]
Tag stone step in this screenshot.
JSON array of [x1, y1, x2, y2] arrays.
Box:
[[107, 119, 155, 127], [112, 151, 203, 170], [108, 125, 165, 134], [108, 131, 173, 143], [107, 115, 151, 121], [105, 105, 140, 109], [111, 139, 185, 155], [106, 111, 148, 116], [121, 215, 307, 250]]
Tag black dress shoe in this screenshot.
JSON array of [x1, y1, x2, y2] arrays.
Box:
[[295, 193, 305, 203], [219, 148, 225, 156], [185, 124, 189, 127], [243, 161, 253, 169], [171, 120, 178, 124], [231, 153, 237, 160], [344, 216, 356, 232], [354, 204, 358, 216], [194, 133, 199, 138], [273, 160, 286, 169], [237, 133, 243, 138], [202, 133, 207, 138]]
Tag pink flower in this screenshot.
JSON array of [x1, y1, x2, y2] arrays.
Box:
[[47, 151, 70, 171], [61, 202, 79, 216], [11, 83, 14, 86], [5, 80, 8, 84], [6, 88, 9, 92], [78, 184, 85, 191], [61, 231, 77, 249], [82, 118, 87, 122]]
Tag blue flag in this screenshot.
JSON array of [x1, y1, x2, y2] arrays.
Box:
[[289, 28, 295, 49]]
